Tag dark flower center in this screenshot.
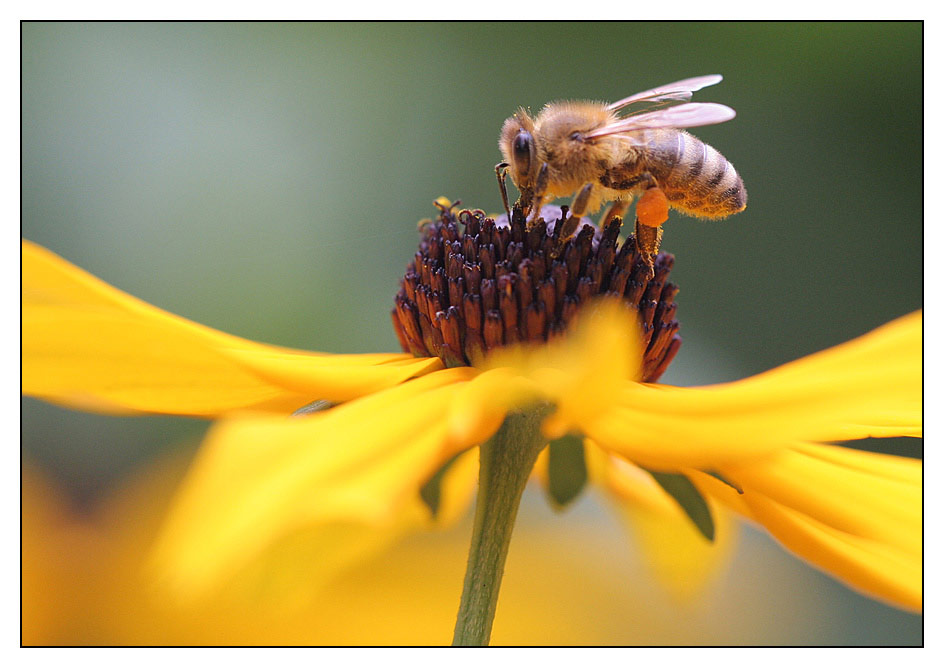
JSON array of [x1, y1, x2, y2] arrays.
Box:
[[392, 200, 681, 382]]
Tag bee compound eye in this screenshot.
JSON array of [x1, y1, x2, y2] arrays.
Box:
[[512, 130, 533, 175]]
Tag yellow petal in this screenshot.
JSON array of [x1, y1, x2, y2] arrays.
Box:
[[582, 311, 921, 469], [741, 493, 921, 612], [478, 298, 642, 438], [791, 441, 920, 485], [431, 447, 480, 526], [722, 446, 921, 555], [690, 444, 921, 611], [446, 366, 538, 445], [23, 240, 442, 416], [586, 443, 737, 601], [150, 367, 481, 596], [201, 445, 479, 611], [23, 444, 484, 644]]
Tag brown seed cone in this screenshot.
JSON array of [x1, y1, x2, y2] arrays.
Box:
[[392, 201, 682, 382]]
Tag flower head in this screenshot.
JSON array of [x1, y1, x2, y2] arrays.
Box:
[[392, 200, 679, 381], [22, 200, 922, 629]]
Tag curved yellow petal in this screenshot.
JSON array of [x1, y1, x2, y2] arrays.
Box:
[[476, 306, 919, 469], [791, 441, 921, 485], [216, 444, 478, 610], [430, 447, 480, 526], [23, 240, 442, 416], [540, 308, 922, 610], [741, 494, 921, 612], [446, 367, 539, 446], [582, 311, 921, 469], [586, 443, 737, 601], [477, 299, 641, 440], [103, 447, 431, 616], [150, 367, 481, 596], [722, 446, 921, 555], [24, 445, 484, 644], [691, 444, 922, 611]]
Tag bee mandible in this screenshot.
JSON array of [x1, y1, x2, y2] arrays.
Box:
[[497, 74, 746, 275]]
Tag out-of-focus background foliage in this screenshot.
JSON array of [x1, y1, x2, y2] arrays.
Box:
[[22, 22, 921, 645]]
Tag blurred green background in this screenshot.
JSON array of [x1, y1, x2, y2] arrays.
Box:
[[22, 22, 922, 644]]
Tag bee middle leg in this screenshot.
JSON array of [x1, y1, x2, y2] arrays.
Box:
[[549, 183, 594, 258], [601, 199, 629, 229]]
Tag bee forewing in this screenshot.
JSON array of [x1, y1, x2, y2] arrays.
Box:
[[586, 102, 736, 138], [616, 92, 693, 119], [606, 74, 724, 112]]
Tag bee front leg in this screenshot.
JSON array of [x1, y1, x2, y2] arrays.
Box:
[[634, 183, 670, 280], [526, 162, 550, 228]]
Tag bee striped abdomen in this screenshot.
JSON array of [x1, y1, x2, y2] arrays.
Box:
[[658, 130, 746, 219]]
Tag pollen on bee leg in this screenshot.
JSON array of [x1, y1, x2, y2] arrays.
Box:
[[391, 202, 683, 381], [636, 186, 669, 228]]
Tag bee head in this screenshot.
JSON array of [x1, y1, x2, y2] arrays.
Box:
[[499, 108, 538, 190]]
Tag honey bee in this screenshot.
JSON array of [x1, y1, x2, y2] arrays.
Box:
[[497, 74, 746, 274]]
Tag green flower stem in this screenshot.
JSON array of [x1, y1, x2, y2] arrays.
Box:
[[452, 404, 552, 646]]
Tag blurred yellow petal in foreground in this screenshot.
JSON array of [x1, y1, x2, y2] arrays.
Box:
[[149, 367, 481, 598], [25, 454, 868, 646], [585, 443, 738, 602]]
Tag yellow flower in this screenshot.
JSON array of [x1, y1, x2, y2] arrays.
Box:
[[22, 204, 922, 624]]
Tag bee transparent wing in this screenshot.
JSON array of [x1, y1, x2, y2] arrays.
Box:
[[585, 102, 736, 139], [606, 74, 724, 113]]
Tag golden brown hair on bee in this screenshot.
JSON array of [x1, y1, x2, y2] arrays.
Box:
[[532, 102, 625, 204], [497, 75, 746, 279], [501, 101, 633, 213], [498, 75, 746, 223], [601, 127, 747, 220]]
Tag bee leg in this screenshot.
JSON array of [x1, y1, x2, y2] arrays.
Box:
[[601, 199, 629, 229], [560, 183, 593, 242], [495, 162, 512, 222], [634, 185, 670, 279], [634, 220, 663, 280], [549, 183, 593, 258], [526, 162, 550, 228]]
